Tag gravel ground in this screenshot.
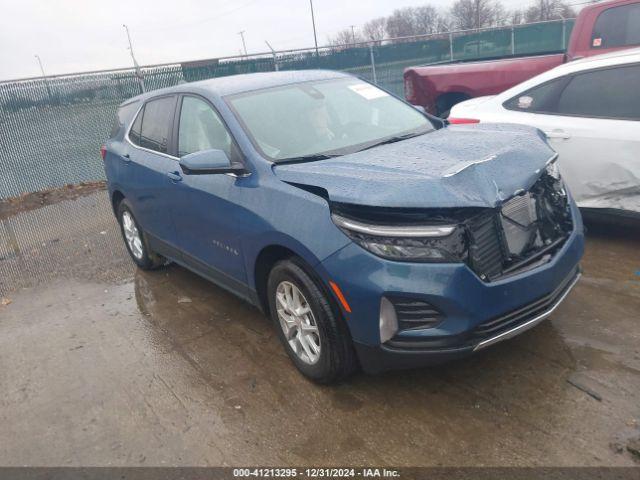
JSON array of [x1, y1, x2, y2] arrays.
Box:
[[0, 189, 133, 295]]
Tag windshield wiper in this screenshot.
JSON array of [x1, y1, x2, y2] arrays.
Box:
[[356, 131, 429, 153], [276, 130, 430, 163], [277, 153, 344, 164]]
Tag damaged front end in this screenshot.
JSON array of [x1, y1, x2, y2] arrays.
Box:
[[331, 161, 573, 282]]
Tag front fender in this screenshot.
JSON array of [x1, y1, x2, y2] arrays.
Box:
[[242, 230, 351, 292]]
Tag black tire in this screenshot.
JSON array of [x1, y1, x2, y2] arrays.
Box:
[[116, 200, 165, 270], [436, 93, 470, 118], [267, 258, 358, 384]]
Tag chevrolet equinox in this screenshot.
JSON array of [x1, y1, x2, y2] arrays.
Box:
[[102, 70, 584, 383]]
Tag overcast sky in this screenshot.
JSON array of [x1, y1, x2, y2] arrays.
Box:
[[2, 0, 546, 81]]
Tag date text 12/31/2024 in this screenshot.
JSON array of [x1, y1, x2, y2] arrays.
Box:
[[233, 468, 401, 478]]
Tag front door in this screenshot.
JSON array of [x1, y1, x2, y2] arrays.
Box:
[[170, 95, 250, 295]]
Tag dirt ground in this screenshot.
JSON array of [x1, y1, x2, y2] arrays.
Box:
[[0, 181, 107, 221], [0, 190, 639, 466]]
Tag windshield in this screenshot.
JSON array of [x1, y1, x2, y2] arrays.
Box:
[[226, 78, 434, 162]]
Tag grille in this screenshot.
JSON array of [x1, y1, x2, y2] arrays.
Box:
[[467, 212, 504, 281], [389, 297, 442, 330]]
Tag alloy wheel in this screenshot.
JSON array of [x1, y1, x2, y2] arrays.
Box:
[[275, 281, 321, 365], [122, 211, 144, 260]]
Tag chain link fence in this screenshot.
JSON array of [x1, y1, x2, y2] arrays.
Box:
[[0, 18, 573, 199]]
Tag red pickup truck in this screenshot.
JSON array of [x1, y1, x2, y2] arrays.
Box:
[[404, 0, 640, 116]]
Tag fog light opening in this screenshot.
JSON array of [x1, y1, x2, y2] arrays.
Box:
[[379, 296, 399, 344]]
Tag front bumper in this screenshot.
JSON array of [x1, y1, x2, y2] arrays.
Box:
[[318, 202, 584, 373], [353, 267, 580, 373]]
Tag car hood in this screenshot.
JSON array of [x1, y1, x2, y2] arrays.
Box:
[[273, 123, 556, 209]]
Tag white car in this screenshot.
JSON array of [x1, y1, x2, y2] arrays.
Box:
[[449, 48, 640, 217]]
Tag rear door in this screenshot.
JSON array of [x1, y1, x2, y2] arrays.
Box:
[[125, 95, 182, 251], [500, 63, 640, 212]]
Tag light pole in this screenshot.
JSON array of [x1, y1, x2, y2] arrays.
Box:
[[265, 40, 279, 71], [34, 54, 46, 77], [34, 54, 53, 101], [238, 31, 248, 57], [475, 0, 481, 57], [554, 9, 567, 48], [123, 24, 146, 93], [350, 25, 356, 45], [309, 0, 319, 56]]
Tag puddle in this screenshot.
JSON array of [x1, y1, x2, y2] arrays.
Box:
[[0, 200, 639, 466]]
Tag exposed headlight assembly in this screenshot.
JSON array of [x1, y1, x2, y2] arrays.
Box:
[[545, 156, 561, 181], [544, 156, 568, 202], [331, 213, 466, 262]]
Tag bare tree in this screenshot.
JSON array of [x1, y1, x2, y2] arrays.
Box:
[[493, 2, 510, 26], [329, 0, 555, 51], [524, 0, 575, 21], [363, 17, 387, 44], [328, 28, 364, 48], [414, 5, 442, 34], [385, 5, 449, 40], [450, 0, 507, 29], [511, 9, 525, 25], [436, 14, 453, 33], [385, 7, 420, 38]]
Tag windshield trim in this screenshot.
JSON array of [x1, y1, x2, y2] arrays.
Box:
[[224, 77, 435, 164]]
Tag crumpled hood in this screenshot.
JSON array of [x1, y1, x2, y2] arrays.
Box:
[[274, 123, 556, 209]]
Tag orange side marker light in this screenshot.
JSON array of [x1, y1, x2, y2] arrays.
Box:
[[329, 281, 352, 314]]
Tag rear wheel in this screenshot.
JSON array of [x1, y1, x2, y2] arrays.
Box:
[[267, 258, 358, 383], [117, 200, 165, 270]]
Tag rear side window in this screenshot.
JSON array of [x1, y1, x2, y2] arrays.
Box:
[[137, 96, 176, 154], [110, 101, 139, 138], [505, 64, 640, 120], [556, 64, 640, 120], [503, 77, 569, 113], [591, 3, 640, 49]]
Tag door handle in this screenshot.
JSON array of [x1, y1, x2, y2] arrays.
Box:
[[122, 153, 131, 162], [167, 171, 182, 182], [544, 130, 570, 140]]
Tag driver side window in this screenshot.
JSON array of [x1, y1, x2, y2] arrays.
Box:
[[178, 96, 235, 159]]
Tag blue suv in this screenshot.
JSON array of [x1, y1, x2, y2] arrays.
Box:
[[103, 70, 584, 383]]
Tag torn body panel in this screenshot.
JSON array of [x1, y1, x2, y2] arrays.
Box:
[[274, 124, 556, 209], [330, 170, 573, 283]]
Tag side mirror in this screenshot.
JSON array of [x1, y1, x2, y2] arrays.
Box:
[[179, 149, 247, 175]]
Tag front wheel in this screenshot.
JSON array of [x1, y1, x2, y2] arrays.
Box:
[[267, 258, 358, 383]]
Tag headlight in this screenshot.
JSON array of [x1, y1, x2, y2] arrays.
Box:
[[331, 213, 466, 262]]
